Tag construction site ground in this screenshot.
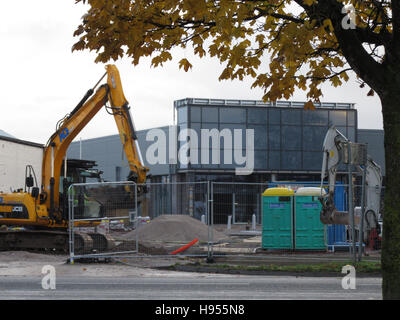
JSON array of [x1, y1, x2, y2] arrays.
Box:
[[0, 250, 381, 280], [0, 222, 381, 279], [110, 221, 381, 267], [0, 215, 380, 278]]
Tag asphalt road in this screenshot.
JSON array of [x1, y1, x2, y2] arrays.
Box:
[[0, 274, 382, 300]]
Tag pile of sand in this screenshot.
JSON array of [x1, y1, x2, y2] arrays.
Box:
[[120, 215, 227, 243]]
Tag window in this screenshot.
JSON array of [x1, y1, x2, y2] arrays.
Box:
[[200, 123, 223, 151], [329, 110, 347, 126], [303, 126, 327, 151], [190, 106, 201, 122], [219, 124, 246, 149], [303, 152, 323, 170], [254, 151, 268, 169], [281, 151, 301, 170], [347, 111, 356, 126], [268, 151, 280, 169], [249, 125, 267, 150], [336, 126, 348, 137], [219, 107, 246, 123], [202, 107, 218, 122], [248, 108, 267, 124], [178, 124, 188, 150], [177, 106, 188, 123], [269, 109, 280, 124], [281, 109, 301, 125], [347, 127, 356, 142], [303, 110, 328, 126], [281, 126, 302, 150], [199, 148, 220, 168], [201, 123, 219, 130], [268, 125, 280, 150], [219, 149, 235, 169], [190, 123, 201, 138]]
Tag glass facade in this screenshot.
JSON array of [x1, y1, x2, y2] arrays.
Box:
[[175, 99, 357, 172]]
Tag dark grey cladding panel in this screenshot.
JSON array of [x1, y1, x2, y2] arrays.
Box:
[[137, 126, 172, 176], [357, 129, 385, 176]]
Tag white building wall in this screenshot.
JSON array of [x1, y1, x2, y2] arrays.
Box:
[[0, 139, 43, 192]]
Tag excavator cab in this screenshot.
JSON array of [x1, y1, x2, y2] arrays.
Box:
[[59, 159, 105, 220]]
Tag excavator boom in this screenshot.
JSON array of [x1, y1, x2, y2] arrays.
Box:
[[319, 126, 382, 227], [105, 65, 147, 185], [319, 127, 348, 224], [40, 65, 148, 224]]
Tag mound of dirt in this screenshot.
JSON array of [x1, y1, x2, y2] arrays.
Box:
[[120, 215, 227, 243]]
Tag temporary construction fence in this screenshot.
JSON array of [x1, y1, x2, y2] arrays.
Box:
[[132, 181, 212, 257], [68, 180, 384, 263], [260, 181, 384, 264], [211, 182, 267, 225], [68, 181, 138, 262], [68, 181, 213, 262]]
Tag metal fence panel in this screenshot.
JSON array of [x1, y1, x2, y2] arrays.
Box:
[[68, 181, 138, 262], [69, 181, 213, 261], [134, 181, 211, 257], [67, 180, 384, 263], [208, 181, 384, 260], [211, 182, 267, 225]]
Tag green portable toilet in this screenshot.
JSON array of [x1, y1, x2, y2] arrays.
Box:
[[294, 187, 327, 250], [262, 188, 294, 249]]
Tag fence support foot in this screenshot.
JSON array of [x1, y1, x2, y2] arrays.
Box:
[[206, 256, 215, 264]]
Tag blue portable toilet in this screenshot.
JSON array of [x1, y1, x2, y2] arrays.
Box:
[[327, 183, 347, 249]]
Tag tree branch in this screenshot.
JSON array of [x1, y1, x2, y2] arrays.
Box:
[[294, 0, 386, 93]]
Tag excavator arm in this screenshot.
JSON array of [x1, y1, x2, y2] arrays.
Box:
[[104, 65, 148, 185], [363, 156, 382, 230], [41, 65, 148, 223], [319, 126, 382, 227], [319, 127, 348, 224]]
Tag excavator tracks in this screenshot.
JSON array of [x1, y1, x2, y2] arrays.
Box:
[[87, 233, 116, 253], [0, 229, 115, 254]]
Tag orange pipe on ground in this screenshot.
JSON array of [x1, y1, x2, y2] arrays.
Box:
[[169, 238, 199, 255]]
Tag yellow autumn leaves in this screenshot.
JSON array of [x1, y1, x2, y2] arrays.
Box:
[[73, 0, 387, 106]]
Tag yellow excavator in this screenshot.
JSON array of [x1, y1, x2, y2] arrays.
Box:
[[0, 65, 148, 252]]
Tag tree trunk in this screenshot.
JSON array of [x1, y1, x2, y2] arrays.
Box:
[[381, 90, 400, 299]]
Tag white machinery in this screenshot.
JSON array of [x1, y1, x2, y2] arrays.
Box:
[[319, 126, 382, 239]]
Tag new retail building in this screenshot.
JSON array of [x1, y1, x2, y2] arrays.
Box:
[[68, 98, 383, 181], [67, 98, 384, 224]]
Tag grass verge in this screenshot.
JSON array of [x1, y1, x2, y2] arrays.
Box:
[[169, 260, 381, 274]]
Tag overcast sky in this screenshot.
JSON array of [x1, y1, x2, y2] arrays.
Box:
[[0, 1, 383, 145]]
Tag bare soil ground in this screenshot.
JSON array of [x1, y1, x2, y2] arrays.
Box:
[[0, 251, 198, 277]]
